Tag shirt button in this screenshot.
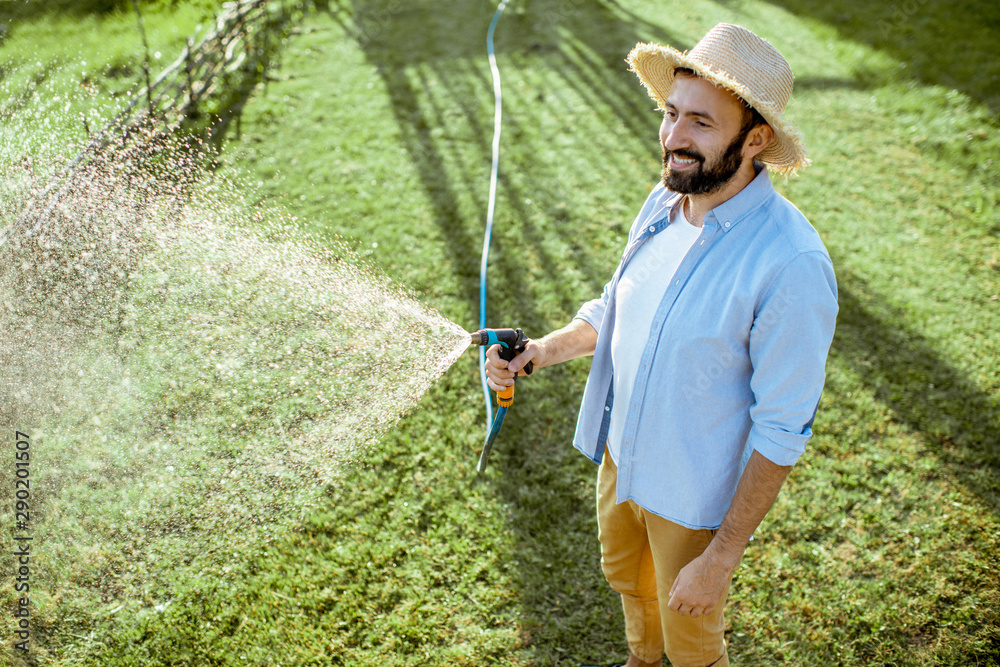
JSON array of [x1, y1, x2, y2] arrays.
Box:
[[605, 406, 611, 412], [724, 221, 731, 228], [648, 225, 655, 233]]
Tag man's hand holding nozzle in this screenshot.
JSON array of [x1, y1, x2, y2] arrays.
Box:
[[483, 339, 543, 393]]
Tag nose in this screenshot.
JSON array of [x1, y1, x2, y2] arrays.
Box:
[[660, 116, 689, 153]]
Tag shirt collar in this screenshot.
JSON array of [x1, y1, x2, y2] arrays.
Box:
[[644, 165, 776, 239], [704, 165, 776, 233]]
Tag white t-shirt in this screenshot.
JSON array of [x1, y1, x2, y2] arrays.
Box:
[[608, 202, 702, 463]]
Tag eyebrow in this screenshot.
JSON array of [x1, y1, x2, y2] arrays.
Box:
[[664, 101, 717, 123]]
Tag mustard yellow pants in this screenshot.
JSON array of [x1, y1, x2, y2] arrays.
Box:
[[597, 451, 732, 667]]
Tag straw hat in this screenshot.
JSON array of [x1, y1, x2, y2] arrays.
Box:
[[627, 23, 809, 175]]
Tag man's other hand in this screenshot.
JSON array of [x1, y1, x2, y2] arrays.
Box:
[[666, 552, 734, 619]]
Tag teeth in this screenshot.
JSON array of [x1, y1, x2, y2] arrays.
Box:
[[673, 156, 697, 164]]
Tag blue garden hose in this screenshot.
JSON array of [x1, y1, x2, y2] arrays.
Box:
[[478, 0, 510, 433]]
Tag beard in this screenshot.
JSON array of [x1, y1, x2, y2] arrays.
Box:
[[661, 125, 752, 195]]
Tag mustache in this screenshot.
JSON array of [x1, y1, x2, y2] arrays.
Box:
[[662, 147, 706, 165]]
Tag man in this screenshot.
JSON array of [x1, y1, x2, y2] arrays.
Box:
[[484, 23, 838, 667]]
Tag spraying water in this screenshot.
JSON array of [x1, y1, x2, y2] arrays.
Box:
[[0, 88, 471, 652]]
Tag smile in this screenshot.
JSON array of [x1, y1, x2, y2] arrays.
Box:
[[669, 155, 699, 169]]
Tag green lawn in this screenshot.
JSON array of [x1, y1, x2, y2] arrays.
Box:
[[2, 0, 998, 665]]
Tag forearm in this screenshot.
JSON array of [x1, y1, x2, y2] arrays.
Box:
[[485, 317, 598, 389], [706, 450, 791, 572], [533, 318, 599, 369], [667, 450, 792, 617]]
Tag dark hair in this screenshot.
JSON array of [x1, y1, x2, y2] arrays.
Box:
[[740, 104, 767, 134], [673, 67, 767, 132]]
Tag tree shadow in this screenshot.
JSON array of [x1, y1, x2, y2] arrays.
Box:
[[794, 75, 874, 92], [320, 0, 1000, 658], [832, 277, 1000, 512], [312, 0, 999, 660], [322, 0, 676, 328], [757, 0, 1000, 115], [0, 0, 127, 24], [317, 0, 672, 660]]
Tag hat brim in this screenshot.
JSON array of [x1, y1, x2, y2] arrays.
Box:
[[627, 42, 810, 176]]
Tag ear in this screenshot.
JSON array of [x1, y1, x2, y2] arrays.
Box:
[[743, 124, 775, 160]]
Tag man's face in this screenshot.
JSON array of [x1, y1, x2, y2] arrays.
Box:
[[659, 74, 755, 195]]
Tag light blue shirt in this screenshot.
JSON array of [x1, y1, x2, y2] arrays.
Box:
[[573, 168, 838, 530]]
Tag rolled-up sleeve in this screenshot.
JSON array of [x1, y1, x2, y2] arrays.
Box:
[[574, 281, 612, 332], [747, 251, 839, 466]]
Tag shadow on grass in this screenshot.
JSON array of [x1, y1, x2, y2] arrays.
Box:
[[794, 75, 874, 92], [756, 0, 1000, 115], [324, 0, 672, 328], [317, 0, 670, 660], [833, 278, 1000, 512], [323, 0, 999, 659], [0, 0, 128, 24]]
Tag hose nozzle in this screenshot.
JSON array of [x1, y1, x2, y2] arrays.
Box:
[[470, 330, 490, 346], [470, 328, 516, 349], [472, 328, 533, 472], [469, 328, 533, 378]]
